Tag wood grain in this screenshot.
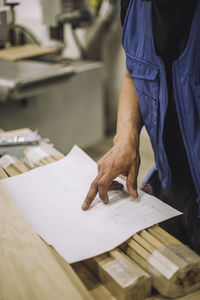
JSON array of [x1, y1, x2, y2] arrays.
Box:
[[2, 128, 200, 300], [0, 182, 92, 300], [84, 249, 151, 300], [0, 166, 8, 179]]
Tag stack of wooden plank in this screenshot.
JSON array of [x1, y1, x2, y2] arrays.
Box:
[[1, 128, 200, 300], [120, 226, 200, 298]]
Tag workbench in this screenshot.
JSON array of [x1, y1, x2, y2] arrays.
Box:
[[0, 128, 200, 300]]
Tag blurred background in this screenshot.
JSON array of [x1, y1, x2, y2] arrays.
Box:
[[0, 0, 153, 185]]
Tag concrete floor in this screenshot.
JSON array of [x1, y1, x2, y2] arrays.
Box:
[[84, 128, 154, 187]]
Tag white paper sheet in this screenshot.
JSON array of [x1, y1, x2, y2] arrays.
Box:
[[1, 146, 182, 263]]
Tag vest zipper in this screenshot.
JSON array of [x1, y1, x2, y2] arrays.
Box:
[[172, 64, 200, 213], [165, 63, 185, 160], [158, 59, 171, 188]]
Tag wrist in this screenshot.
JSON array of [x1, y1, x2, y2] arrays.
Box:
[[113, 129, 140, 147]]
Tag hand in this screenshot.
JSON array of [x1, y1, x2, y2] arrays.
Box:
[[82, 134, 140, 210]]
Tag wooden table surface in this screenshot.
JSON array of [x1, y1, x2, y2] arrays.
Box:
[[1, 128, 200, 300]]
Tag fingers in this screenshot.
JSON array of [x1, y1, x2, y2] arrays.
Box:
[[82, 175, 121, 211], [126, 161, 140, 198], [82, 148, 140, 210], [97, 173, 117, 204], [82, 173, 113, 210], [141, 183, 154, 195], [98, 180, 109, 205], [82, 177, 99, 210], [108, 181, 124, 191], [98, 178, 124, 205]]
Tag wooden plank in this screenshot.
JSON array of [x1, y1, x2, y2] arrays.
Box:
[[120, 227, 200, 298], [148, 225, 200, 265], [84, 249, 151, 300], [73, 262, 115, 300], [3, 165, 19, 177], [23, 144, 64, 169], [0, 154, 93, 300], [0, 44, 58, 61], [0, 128, 32, 138], [9, 153, 115, 300], [0, 166, 9, 179], [139, 230, 187, 271], [148, 225, 181, 245], [12, 161, 29, 174], [0, 155, 28, 177], [132, 233, 180, 276], [0, 182, 92, 300]]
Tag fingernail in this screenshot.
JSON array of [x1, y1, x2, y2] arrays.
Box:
[[82, 203, 88, 210], [132, 190, 138, 198], [141, 184, 153, 195]]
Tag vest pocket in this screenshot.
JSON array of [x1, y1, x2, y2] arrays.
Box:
[[192, 85, 200, 119], [126, 54, 159, 101]]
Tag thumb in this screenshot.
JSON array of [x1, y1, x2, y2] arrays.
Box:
[[126, 165, 139, 198]]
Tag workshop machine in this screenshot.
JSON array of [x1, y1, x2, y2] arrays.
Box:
[[0, 0, 119, 152], [0, 0, 118, 59]]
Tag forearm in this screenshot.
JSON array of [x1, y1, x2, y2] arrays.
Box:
[[114, 70, 143, 144], [82, 71, 142, 209]]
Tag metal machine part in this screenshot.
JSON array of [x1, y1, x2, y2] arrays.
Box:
[[0, 1, 22, 47], [41, 0, 92, 42], [0, 60, 75, 102], [0, 0, 118, 59], [0, 1, 10, 48], [0, 0, 42, 47], [5, 1, 20, 45], [41, 0, 91, 27], [40, 0, 118, 61], [0, 129, 49, 158], [0, 0, 119, 137], [85, 0, 119, 61], [0, 61, 104, 153]]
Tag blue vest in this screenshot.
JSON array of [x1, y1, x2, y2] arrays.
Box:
[[122, 0, 200, 213]]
